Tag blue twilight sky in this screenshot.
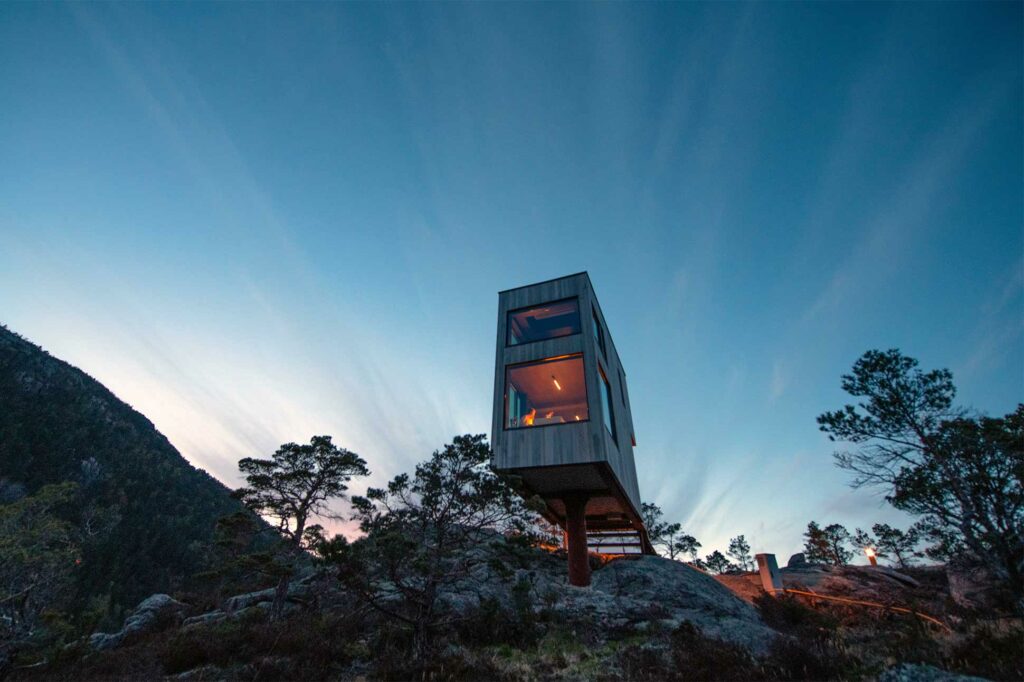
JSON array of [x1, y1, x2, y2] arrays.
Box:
[[1, 2, 1021, 561]]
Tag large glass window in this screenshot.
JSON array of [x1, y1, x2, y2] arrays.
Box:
[[507, 298, 581, 346], [599, 364, 617, 443], [505, 354, 588, 429]]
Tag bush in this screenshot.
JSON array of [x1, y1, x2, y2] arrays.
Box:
[[755, 594, 863, 680], [946, 622, 1024, 681], [762, 636, 853, 681], [755, 593, 838, 636], [616, 622, 762, 681], [158, 609, 366, 679]]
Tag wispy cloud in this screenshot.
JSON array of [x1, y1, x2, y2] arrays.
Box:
[[802, 75, 1013, 323], [958, 259, 1024, 383]]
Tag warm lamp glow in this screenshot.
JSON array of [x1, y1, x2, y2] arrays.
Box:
[[552, 375, 562, 391], [864, 547, 876, 558]]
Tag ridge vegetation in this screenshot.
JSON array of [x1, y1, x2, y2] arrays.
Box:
[[0, 327, 1019, 680]]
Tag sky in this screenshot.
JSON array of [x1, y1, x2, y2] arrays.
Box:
[[1, 2, 1021, 562]]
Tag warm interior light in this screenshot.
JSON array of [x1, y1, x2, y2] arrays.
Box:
[[552, 375, 562, 390], [864, 547, 876, 558], [545, 411, 554, 419], [574, 415, 580, 421]]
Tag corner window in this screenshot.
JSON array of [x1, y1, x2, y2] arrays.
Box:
[[599, 364, 617, 443], [505, 354, 588, 429], [592, 308, 606, 358], [507, 298, 581, 346]]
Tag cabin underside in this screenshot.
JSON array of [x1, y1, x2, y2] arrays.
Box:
[[499, 461, 655, 555]]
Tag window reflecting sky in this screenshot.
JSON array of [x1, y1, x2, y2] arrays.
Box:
[[1, 2, 1020, 559]]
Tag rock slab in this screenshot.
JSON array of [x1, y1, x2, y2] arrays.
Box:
[[89, 594, 187, 651]]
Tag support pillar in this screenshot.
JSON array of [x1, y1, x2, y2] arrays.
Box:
[[564, 495, 591, 587]]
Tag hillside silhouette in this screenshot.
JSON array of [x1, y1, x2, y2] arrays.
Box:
[[0, 326, 245, 618]]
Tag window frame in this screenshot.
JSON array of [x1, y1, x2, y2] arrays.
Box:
[[505, 296, 582, 348], [503, 353, 590, 431], [598, 362, 617, 444], [592, 306, 607, 358]]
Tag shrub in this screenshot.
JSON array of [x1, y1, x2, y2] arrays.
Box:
[[946, 622, 1024, 681], [755, 593, 839, 636], [158, 609, 366, 679], [615, 622, 762, 681]]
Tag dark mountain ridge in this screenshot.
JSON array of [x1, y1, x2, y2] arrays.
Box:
[[0, 325, 243, 616]]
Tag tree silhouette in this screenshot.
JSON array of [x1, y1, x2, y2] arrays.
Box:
[[641, 502, 699, 561], [862, 523, 923, 569], [641, 502, 676, 553], [322, 434, 544, 664], [670, 531, 702, 563], [234, 435, 368, 614], [818, 349, 1023, 609], [727, 535, 754, 571], [704, 550, 733, 574], [803, 521, 852, 565]]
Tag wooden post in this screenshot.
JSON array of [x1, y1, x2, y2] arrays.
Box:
[[564, 495, 591, 587], [755, 553, 784, 596]]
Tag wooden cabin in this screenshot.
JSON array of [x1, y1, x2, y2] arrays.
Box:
[[490, 273, 653, 576]]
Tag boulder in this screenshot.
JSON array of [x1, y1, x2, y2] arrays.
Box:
[[872, 566, 921, 588], [223, 587, 277, 612], [586, 557, 777, 654], [787, 553, 807, 567], [89, 594, 187, 650], [223, 582, 312, 612], [181, 611, 228, 628]]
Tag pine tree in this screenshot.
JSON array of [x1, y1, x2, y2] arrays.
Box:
[[704, 550, 734, 574], [727, 534, 754, 571], [804, 521, 853, 565], [234, 435, 369, 615]]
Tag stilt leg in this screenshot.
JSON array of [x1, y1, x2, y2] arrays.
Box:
[[564, 495, 591, 587]]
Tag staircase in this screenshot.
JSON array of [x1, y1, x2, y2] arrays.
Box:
[[587, 527, 650, 555]]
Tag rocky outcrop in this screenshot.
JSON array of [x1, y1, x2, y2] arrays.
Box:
[[717, 562, 947, 611], [879, 663, 989, 682], [946, 559, 1007, 611], [586, 556, 776, 654], [89, 594, 187, 651], [440, 549, 776, 655], [787, 553, 807, 567], [180, 581, 315, 629]]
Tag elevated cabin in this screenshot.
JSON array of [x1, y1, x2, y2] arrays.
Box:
[[490, 272, 653, 569]]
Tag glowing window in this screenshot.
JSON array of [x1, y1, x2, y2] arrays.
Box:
[[507, 298, 581, 346], [505, 354, 588, 429]]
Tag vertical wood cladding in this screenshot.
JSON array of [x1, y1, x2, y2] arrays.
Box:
[[491, 272, 642, 516]]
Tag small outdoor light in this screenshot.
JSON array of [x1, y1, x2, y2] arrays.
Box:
[[864, 547, 878, 566]]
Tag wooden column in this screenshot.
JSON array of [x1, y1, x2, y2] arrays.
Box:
[[564, 494, 591, 587], [755, 553, 784, 596]]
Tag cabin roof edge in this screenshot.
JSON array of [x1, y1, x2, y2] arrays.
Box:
[[497, 271, 591, 296]]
